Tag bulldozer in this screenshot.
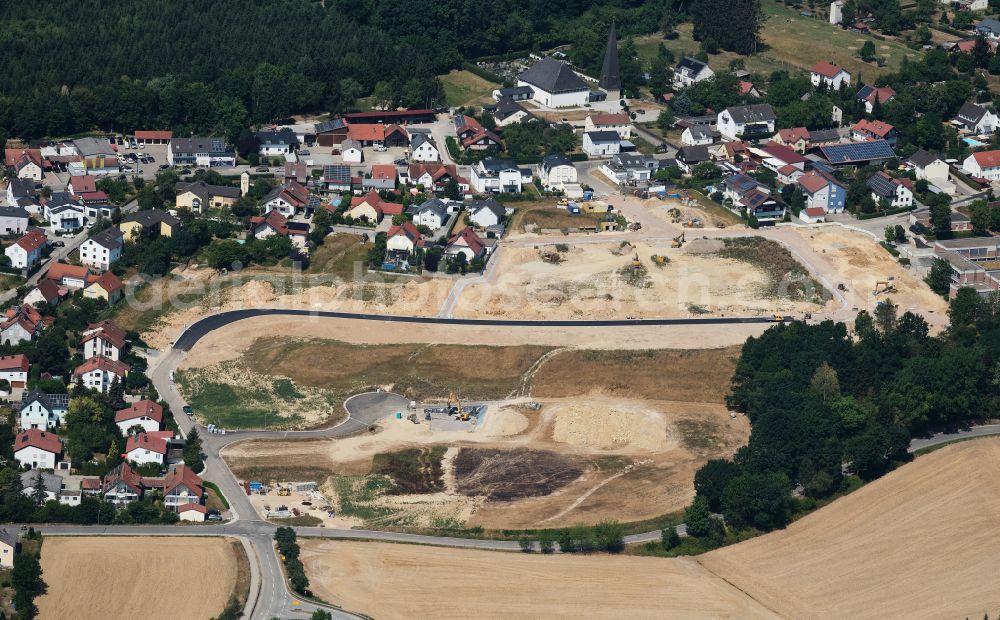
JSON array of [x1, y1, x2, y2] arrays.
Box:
[[671, 232, 685, 248], [873, 279, 897, 296]]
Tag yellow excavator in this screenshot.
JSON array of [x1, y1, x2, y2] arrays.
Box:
[[873, 279, 897, 296], [631, 253, 643, 270], [671, 232, 685, 248], [449, 391, 470, 421]]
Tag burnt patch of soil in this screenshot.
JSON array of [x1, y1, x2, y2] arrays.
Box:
[[453, 448, 583, 501]]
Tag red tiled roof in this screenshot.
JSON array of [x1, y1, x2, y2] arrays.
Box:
[[177, 503, 207, 513], [738, 80, 756, 95], [777, 127, 809, 143], [347, 123, 386, 142], [115, 400, 164, 425], [134, 130, 172, 140], [761, 142, 807, 165], [811, 61, 845, 78], [804, 207, 827, 216], [164, 464, 203, 498], [79, 191, 109, 203], [104, 462, 143, 494], [447, 226, 485, 255], [30, 279, 62, 304], [864, 86, 896, 105], [46, 262, 90, 282], [589, 113, 630, 126], [15, 429, 62, 454], [250, 210, 290, 235], [5, 148, 42, 167], [0, 354, 29, 372], [461, 129, 501, 148], [15, 229, 47, 252], [388, 221, 421, 243], [973, 150, 1000, 169], [126, 432, 168, 455], [88, 271, 123, 294], [82, 320, 127, 350], [798, 171, 830, 194], [369, 165, 397, 183], [69, 176, 96, 193], [777, 164, 800, 176], [853, 119, 895, 138], [73, 356, 130, 378]]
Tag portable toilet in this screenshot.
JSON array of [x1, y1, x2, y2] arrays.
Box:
[[395, 411, 402, 419], [583, 189, 594, 201]]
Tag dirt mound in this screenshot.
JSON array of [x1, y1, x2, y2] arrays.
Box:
[[371, 447, 446, 494], [549, 403, 674, 452], [453, 448, 583, 501], [683, 238, 724, 254]]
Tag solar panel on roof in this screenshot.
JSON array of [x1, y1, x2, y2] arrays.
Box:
[[820, 140, 895, 163]]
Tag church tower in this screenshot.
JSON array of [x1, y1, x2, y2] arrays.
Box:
[[599, 22, 622, 103]]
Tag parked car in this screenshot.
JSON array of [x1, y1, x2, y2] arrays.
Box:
[[182, 405, 193, 415], [207, 514, 223, 521], [158, 163, 169, 170], [255, 165, 269, 172], [299, 149, 311, 156], [373, 145, 388, 152], [181, 167, 191, 174], [52, 241, 65, 248]]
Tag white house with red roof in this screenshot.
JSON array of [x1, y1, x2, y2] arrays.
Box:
[[115, 400, 164, 434], [81, 320, 127, 361], [102, 462, 144, 505], [963, 150, 1000, 181], [14, 429, 62, 469], [125, 431, 171, 465], [386, 221, 422, 253], [0, 306, 43, 346], [162, 464, 204, 512], [446, 227, 488, 262], [851, 119, 897, 146], [4, 228, 47, 270], [343, 191, 403, 223], [67, 175, 96, 195], [178, 503, 207, 522], [810, 62, 851, 90], [73, 356, 129, 393], [248, 210, 309, 249], [0, 354, 29, 391], [262, 181, 312, 217]]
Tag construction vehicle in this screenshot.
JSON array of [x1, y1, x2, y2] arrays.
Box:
[[631, 253, 643, 270], [541, 251, 562, 264], [558, 197, 569, 206], [873, 279, 897, 296], [671, 232, 685, 248], [448, 391, 471, 421], [771, 314, 785, 322], [684, 218, 704, 228], [277, 486, 290, 497], [651, 254, 669, 267], [627, 222, 642, 231]]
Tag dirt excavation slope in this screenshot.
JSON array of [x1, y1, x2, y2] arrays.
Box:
[[301, 540, 778, 620], [35, 537, 240, 620], [701, 438, 1000, 620]]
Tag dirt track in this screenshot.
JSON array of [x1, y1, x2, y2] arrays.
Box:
[[35, 537, 240, 620], [301, 540, 777, 620], [701, 438, 1000, 619]]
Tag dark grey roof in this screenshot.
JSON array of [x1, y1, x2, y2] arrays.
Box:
[[73, 137, 115, 158], [687, 126, 717, 140], [679, 145, 711, 163], [585, 131, 620, 143], [908, 149, 943, 168], [8, 178, 36, 198], [0, 527, 18, 548], [170, 136, 233, 155], [541, 154, 573, 171], [480, 157, 518, 172], [675, 57, 709, 76], [977, 19, 1000, 34], [0, 206, 30, 219], [956, 101, 991, 126], [417, 198, 449, 217], [47, 192, 78, 209], [599, 23, 621, 92], [314, 118, 347, 134], [122, 209, 180, 228], [341, 139, 362, 152], [88, 227, 124, 250], [724, 104, 776, 124], [497, 85, 534, 98], [411, 133, 436, 150], [176, 181, 241, 201], [494, 97, 530, 122], [807, 128, 841, 143], [255, 128, 297, 147], [20, 391, 70, 412], [518, 57, 589, 94], [468, 198, 505, 220], [818, 140, 896, 164], [867, 172, 900, 198], [322, 165, 351, 183], [21, 470, 62, 494]]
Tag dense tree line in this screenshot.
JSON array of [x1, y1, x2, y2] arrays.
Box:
[[0, 0, 668, 143], [685, 295, 1000, 537]]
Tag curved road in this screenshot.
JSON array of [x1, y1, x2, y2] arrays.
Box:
[[49, 310, 1000, 620]]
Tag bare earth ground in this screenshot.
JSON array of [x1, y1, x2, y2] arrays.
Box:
[[300, 540, 776, 620], [451, 240, 828, 320], [224, 395, 749, 529], [36, 537, 240, 620], [700, 438, 1000, 620]]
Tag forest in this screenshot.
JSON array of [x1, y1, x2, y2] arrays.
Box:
[[0, 0, 670, 144], [683, 291, 1000, 541]]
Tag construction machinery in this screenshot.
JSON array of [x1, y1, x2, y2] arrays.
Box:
[[277, 486, 290, 497], [631, 253, 643, 270], [771, 314, 785, 322], [448, 391, 470, 421], [684, 218, 703, 228], [873, 279, 897, 296], [651, 254, 669, 267], [671, 232, 685, 248]]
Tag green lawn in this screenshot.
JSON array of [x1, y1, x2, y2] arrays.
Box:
[[440, 69, 499, 107]]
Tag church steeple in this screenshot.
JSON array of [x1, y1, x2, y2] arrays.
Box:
[[599, 21, 621, 99]]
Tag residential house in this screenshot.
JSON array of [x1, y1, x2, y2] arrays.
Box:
[[4, 228, 46, 270], [20, 469, 62, 503], [1, 305, 43, 346], [255, 128, 298, 156], [446, 227, 488, 261], [851, 119, 897, 146], [119, 209, 180, 239], [341, 139, 363, 164], [723, 174, 785, 222], [163, 465, 204, 512], [517, 56, 591, 108], [168, 137, 236, 167], [6, 179, 38, 214], [773, 128, 811, 153], [583, 131, 621, 157], [83, 271, 124, 304], [46, 262, 91, 290], [262, 181, 312, 217], [283, 162, 309, 184], [717, 104, 777, 141], [856, 84, 896, 114], [320, 165, 352, 193], [73, 356, 130, 393], [410, 134, 440, 162], [79, 228, 124, 271], [23, 279, 63, 307], [673, 57, 714, 88], [810, 62, 851, 89], [81, 320, 127, 361], [248, 211, 309, 248], [0, 206, 29, 237], [758, 142, 808, 176], [314, 118, 350, 147], [963, 150, 1000, 180], [471, 158, 522, 193], [14, 429, 62, 469], [383, 125, 409, 148], [681, 125, 718, 146], [677, 145, 712, 173], [175, 181, 241, 213], [538, 154, 578, 191], [953, 102, 1000, 134], [808, 128, 842, 146], [125, 432, 168, 466], [116, 400, 164, 434], [407, 163, 464, 192], [599, 153, 659, 185], [976, 19, 1000, 40], [78, 191, 113, 221], [344, 191, 403, 222], [363, 165, 398, 191], [739, 80, 761, 98], [0, 354, 29, 392], [43, 193, 85, 232], [414, 199, 450, 229], [908, 150, 955, 194], [584, 113, 632, 139], [102, 462, 144, 506], [868, 171, 914, 208], [12, 150, 43, 182], [67, 175, 96, 195], [19, 391, 70, 430], [455, 117, 502, 150], [386, 221, 422, 254], [796, 170, 847, 215], [468, 198, 506, 228], [488, 97, 532, 127], [817, 140, 896, 167], [0, 528, 18, 569]]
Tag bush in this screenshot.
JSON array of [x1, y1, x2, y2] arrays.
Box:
[[518, 537, 534, 552]]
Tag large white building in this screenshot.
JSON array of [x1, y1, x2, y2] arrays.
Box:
[[14, 429, 62, 469], [79, 228, 123, 271], [537, 154, 578, 191], [470, 158, 523, 193], [517, 57, 591, 108], [810, 62, 851, 90], [717, 104, 777, 141], [4, 228, 46, 270], [963, 150, 1000, 180]]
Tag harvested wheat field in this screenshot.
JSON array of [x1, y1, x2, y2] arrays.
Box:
[[451, 239, 828, 320], [300, 540, 777, 620], [36, 537, 242, 620], [700, 438, 1000, 620]]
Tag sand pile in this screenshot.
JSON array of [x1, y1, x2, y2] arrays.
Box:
[[549, 403, 672, 452]]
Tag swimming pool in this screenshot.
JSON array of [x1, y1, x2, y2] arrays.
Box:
[[963, 138, 987, 147]]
